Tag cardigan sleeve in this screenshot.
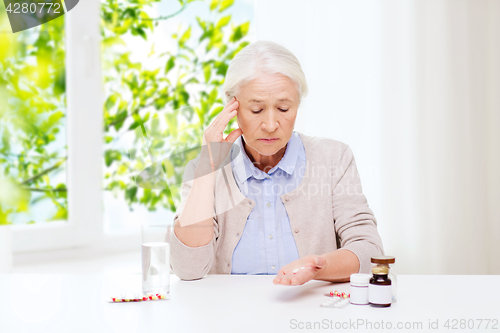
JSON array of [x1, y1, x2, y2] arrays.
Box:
[[168, 159, 219, 281], [331, 144, 384, 274]]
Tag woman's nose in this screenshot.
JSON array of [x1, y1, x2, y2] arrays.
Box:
[[262, 111, 279, 132]]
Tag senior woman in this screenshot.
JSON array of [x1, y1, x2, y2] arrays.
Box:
[[169, 41, 384, 285]]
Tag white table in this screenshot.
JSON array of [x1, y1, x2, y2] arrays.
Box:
[[1, 274, 499, 332]]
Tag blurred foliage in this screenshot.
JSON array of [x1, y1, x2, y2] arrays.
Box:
[[101, 0, 250, 213], [0, 176, 30, 225], [0, 0, 250, 224], [0, 8, 67, 225]]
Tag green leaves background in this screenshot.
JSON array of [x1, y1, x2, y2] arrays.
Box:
[[0, 0, 251, 224]]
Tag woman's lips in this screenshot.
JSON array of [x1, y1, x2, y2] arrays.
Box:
[[258, 138, 279, 144]]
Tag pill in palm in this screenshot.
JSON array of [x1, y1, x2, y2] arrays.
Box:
[[292, 266, 306, 274]]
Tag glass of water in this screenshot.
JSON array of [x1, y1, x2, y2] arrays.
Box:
[[141, 220, 171, 298]]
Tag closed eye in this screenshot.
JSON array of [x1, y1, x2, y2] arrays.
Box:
[[278, 108, 289, 112], [252, 109, 263, 114]]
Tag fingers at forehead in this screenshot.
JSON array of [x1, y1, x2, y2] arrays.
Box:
[[213, 105, 238, 131], [213, 98, 236, 119], [222, 104, 238, 121], [223, 99, 239, 116], [211, 100, 237, 125]]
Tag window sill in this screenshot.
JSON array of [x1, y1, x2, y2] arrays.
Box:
[[13, 232, 141, 268]]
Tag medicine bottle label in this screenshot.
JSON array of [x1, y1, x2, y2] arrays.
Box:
[[350, 285, 369, 305], [368, 284, 392, 305]]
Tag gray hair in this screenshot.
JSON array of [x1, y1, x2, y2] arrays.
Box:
[[223, 41, 308, 103]]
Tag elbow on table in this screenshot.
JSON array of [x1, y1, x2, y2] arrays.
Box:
[[170, 264, 209, 281], [174, 271, 206, 281], [170, 254, 213, 281], [169, 219, 215, 281]]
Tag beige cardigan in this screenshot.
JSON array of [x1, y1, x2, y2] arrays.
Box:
[[169, 132, 384, 280]]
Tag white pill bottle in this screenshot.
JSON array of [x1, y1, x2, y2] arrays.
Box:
[[349, 273, 371, 305]]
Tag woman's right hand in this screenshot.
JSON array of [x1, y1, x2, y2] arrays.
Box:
[[197, 97, 243, 176]]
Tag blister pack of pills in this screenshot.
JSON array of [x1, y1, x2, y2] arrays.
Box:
[[320, 297, 350, 308], [107, 292, 169, 303], [320, 290, 350, 308]]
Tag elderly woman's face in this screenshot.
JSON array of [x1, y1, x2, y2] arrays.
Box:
[[236, 73, 300, 156]]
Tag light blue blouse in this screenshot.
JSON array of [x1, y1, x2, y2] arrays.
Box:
[[230, 132, 306, 275]]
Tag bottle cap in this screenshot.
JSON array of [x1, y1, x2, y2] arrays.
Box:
[[371, 256, 395, 264], [350, 273, 371, 286]]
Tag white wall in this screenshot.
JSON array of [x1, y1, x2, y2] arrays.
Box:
[[255, 0, 500, 274]]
